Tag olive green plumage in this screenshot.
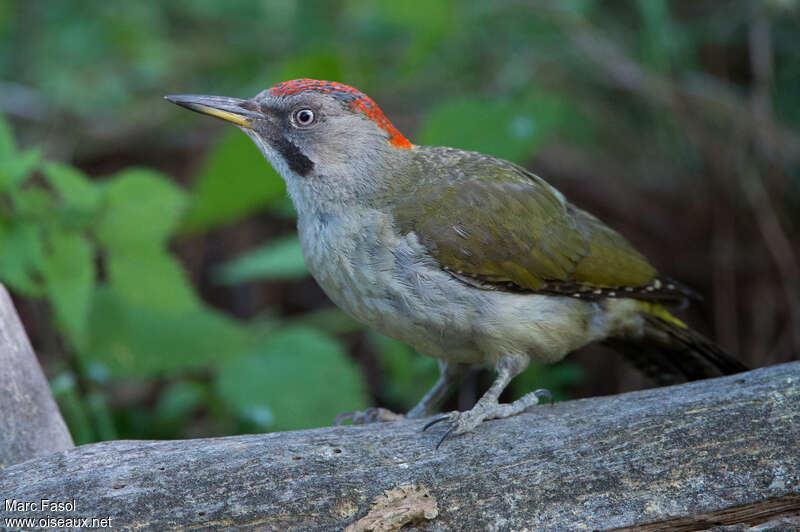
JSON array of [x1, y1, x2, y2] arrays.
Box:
[[382, 146, 746, 382], [386, 146, 664, 297]]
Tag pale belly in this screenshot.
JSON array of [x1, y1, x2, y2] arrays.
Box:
[[297, 210, 637, 366]]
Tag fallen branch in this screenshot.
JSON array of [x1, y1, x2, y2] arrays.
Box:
[[1, 361, 798, 530]]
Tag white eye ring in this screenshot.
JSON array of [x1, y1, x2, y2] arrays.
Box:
[[294, 108, 315, 126]]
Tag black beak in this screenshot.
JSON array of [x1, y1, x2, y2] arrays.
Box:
[[164, 94, 263, 128]]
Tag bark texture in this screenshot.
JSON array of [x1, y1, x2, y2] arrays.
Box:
[[1, 361, 798, 531], [0, 284, 73, 468]]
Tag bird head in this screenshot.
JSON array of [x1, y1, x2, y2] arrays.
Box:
[[166, 79, 414, 210]]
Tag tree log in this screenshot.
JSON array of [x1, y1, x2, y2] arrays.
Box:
[[1, 361, 798, 530], [0, 284, 73, 468]]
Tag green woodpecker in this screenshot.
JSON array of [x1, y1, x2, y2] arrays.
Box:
[[166, 79, 746, 446]]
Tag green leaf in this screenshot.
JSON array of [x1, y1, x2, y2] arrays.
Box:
[[155, 381, 206, 422], [9, 186, 53, 220], [85, 287, 249, 377], [0, 148, 40, 192], [0, 222, 46, 296], [182, 130, 286, 233], [418, 93, 567, 164], [267, 196, 297, 219], [214, 235, 308, 284], [216, 327, 367, 431], [107, 249, 199, 312], [42, 162, 102, 212], [0, 111, 39, 191], [96, 167, 187, 251], [41, 231, 95, 350]]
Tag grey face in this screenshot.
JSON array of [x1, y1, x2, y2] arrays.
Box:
[[256, 91, 400, 180], [250, 92, 360, 178], [246, 95, 322, 177], [166, 90, 391, 181]]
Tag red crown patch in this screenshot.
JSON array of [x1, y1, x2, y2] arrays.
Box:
[[269, 79, 412, 150]]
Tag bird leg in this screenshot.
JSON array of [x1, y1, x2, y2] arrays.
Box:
[[334, 360, 469, 425], [406, 360, 469, 419], [423, 354, 552, 448]]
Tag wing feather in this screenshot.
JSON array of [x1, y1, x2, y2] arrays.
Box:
[[390, 148, 685, 301]]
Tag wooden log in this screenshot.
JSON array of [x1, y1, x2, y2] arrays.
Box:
[[0, 284, 73, 468], [1, 361, 798, 530]]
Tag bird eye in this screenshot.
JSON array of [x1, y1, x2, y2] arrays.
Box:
[[293, 108, 315, 126]]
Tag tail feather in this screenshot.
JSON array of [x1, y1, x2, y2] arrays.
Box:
[[605, 305, 748, 385]]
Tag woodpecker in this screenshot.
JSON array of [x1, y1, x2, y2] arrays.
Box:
[[166, 79, 747, 446]]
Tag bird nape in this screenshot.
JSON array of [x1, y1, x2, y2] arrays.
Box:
[[166, 79, 747, 447]]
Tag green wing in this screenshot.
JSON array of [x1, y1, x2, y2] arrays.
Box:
[[391, 149, 660, 296]]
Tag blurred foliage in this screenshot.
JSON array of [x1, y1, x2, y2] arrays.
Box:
[[215, 235, 308, 284], [217, 327, 366, 431], [183, 130, 286, 232], [1, 0, 798, 444], [0, 114, 368, 442], [418, 92, 574, 165]]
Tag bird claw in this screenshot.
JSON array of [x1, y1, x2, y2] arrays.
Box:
[[421, 414, 457, 449], [421, 413, 455, 432], [534, 388, 554, 405], [334, 407, 404, 426], [421, 411, 474, 449], [435, 425, 457, 449], [421, 387, 554, 449]]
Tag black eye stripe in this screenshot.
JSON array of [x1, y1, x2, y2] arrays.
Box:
[[271, 135, 314, 177]]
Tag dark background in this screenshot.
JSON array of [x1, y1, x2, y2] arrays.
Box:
[[1, 0, 798, 443]]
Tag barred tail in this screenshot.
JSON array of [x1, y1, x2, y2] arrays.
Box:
[[605, 303, 748, 385]]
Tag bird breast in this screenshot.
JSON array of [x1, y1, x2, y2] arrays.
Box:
[[295, 206, 631, 365], [297, 207, 490, 363]]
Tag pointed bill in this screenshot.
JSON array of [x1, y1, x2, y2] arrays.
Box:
[[164, 94, 263, 128]]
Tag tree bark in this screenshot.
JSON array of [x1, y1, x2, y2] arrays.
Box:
[[0, 284, 73, 468], [1, 361, 798, 531]]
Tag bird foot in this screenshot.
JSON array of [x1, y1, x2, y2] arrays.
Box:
[[334, 407, 405, 426], [423, 388, 553, 448]]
